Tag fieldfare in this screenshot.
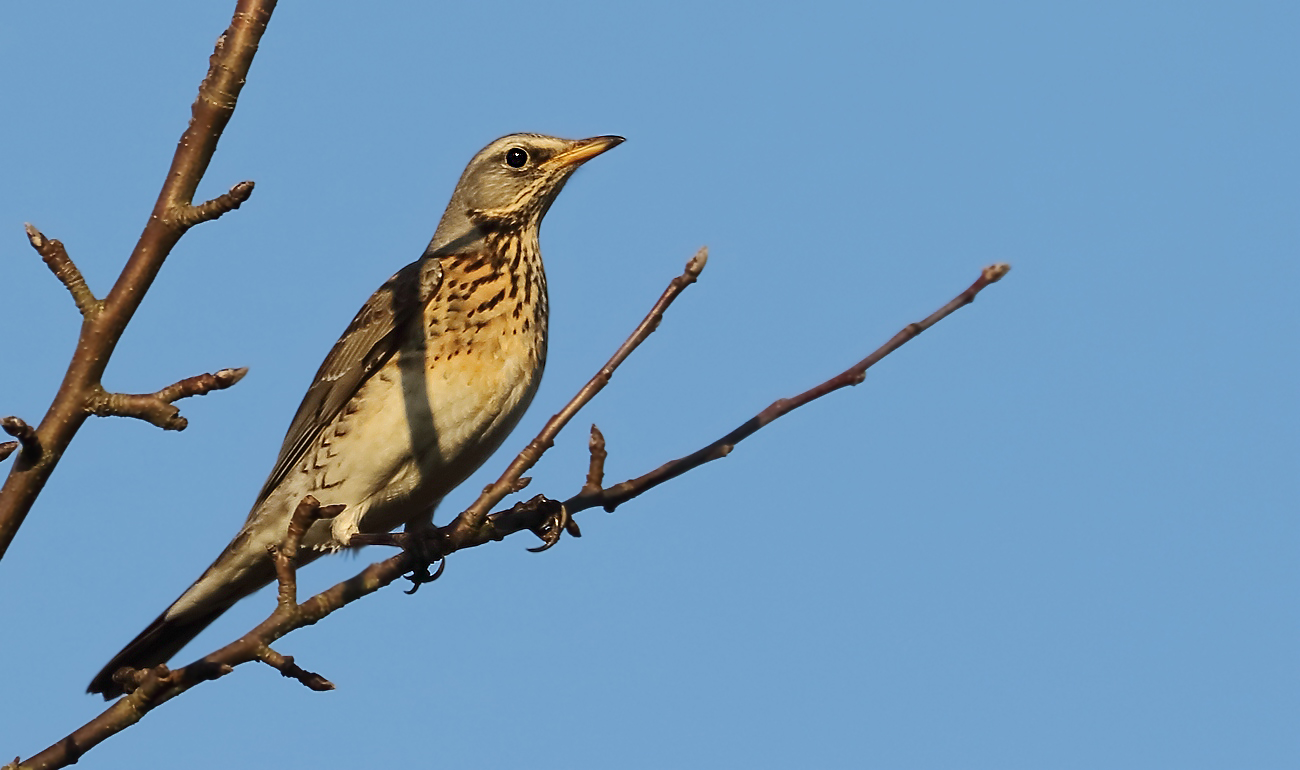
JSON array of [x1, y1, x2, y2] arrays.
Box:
[[88, 133, 624, 697]]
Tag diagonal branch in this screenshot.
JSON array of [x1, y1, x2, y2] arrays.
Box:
[[447, 246, 709, 541], [0, 0, 276, 562], [567, 263, 1013, 513]]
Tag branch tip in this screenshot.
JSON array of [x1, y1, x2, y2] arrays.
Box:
[[257, 647, 335, 692], [686, 246, 708, 277], [983, 263, 1011, 282], [0, 442, 16, 463], [23, 222, 45, 249], [93, 365, 251, 430], [23, 222, 100, 316], [174, 179, 257, 227], [1, 417, 40, 459]]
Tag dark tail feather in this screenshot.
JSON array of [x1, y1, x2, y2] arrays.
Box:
[[87, 602, 230, 699]]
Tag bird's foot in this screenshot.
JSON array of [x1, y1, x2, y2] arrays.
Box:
[[346, 527, 447, 594], [402, 557, 446, 595], [400, 520, 448, 594], [527, 497, 581, 553]]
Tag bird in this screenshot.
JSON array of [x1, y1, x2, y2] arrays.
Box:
[[88, 133, 624, 697]]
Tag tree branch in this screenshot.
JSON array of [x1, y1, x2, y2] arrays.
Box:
[[13, 259, 1010, 770], [0, 418, 40, 461], [567, 263, 1013, 513], [23, 225, 100, 318], [0, 0, 275, 562], [446, 246, 709, 542], [171, 180, 255, 228], [85, 367, 249, 431]]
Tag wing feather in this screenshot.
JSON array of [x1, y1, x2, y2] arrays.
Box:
[[249, 258, 444, 511]]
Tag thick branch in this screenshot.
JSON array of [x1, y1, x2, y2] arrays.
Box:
[[85, 367, 249, 431], [447, 247, 708, 541], [0, 0, 274, 561], [24, 224, 100, 317]]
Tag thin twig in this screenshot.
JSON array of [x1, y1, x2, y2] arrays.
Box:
[[85, 368, 250, 431], [24, 224, 100, 317], [0, 443, 17, 463], [0, 418, 40, 460], [171, 181, 255, 228], [581, 425, 607, 497], [256, 647, 335, 691], [570, 263, 1013, 513], [448, 247, 708, 541], [270, 496, 343, 609]]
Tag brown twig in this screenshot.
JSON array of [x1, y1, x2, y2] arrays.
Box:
[[0, 443, 16, 463], [568, 263, 1013, 514], [85, 367, 250, 431], [581, 425, 607, 497], [172, 180, 255, 228], [24, 224, 100, 318], [447, 247, 708, 543], [256, 648, 335, 691], [0, 418, 40, 460], [0, 0, 273, 562]]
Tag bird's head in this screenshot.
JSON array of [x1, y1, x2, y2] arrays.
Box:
[[427, 133, 624, 255]]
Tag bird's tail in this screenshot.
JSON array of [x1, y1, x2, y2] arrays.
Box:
[[87, 546, 281, 699], [86, 600, 234, 698]]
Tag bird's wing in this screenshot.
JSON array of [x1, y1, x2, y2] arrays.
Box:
[[250, 257, 444, 512]]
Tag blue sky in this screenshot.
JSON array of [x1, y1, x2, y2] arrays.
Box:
[[1, 2, 1296, 768]]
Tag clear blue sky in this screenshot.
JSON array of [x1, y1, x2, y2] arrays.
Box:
[[1, 2, 1296, 768]]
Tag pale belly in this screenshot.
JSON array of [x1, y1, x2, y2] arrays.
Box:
[[307, 323, 543, 546]]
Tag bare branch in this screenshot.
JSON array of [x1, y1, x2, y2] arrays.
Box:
[[85, 367, 249, 431], [170, 180, 255, 228], [569, 263, 1013, 514], [15, 262, 1010, 769], [24, 224, 100, 317], [0, 443, 16, 463], [448, 246, 708, 541], [256, 648, 334, 691], [0, 0, 275, 561], [153, 366, 249, 403], [0, 418, 40, 461], [270, 496, 343, 609], [581, 424, 607, 497]]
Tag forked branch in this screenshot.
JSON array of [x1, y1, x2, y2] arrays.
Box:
[[0, 0, 273, 561], [86, 368, 250, 431]]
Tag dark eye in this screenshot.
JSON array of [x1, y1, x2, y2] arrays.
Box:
[[505, 147, 529, 168]]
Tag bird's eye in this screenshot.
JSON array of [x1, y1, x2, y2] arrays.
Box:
[[505, 147, 529, 168]]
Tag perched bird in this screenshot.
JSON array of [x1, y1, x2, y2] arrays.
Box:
[[88, 133, 624, 697]]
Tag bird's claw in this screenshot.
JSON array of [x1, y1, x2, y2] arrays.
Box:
[[403, 556, 446, 594], [527, 500, 580, 553]]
